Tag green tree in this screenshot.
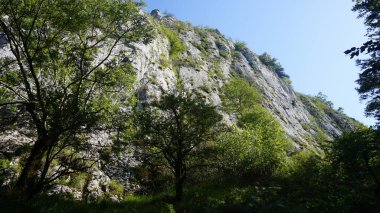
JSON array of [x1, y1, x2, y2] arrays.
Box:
[[134, 93, 222, 202], [218, 110, 288, 179], [222, 77, 262, 118], [316, 92, 334, 108], [220, 77, 289, 179], [259, 52, 290, 79], [327, 128, 380, 193], [0, 0, 151, 197], [234, 41, 248, 52], [345, 0, 380, 123]]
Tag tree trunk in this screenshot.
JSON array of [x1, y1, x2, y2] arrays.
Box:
[[15, 138, 49, 197], [174, 160, 186, 202], [175, 176, 184, 202]]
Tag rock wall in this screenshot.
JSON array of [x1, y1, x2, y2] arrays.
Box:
[[126, 11, 360, 150], [0, 10, 361, 199]]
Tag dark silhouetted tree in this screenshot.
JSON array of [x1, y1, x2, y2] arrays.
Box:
[[345, 0, 380, 123], [327, 128, 380, 194]]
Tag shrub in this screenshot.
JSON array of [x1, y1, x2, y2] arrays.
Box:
[[234, 41, 247, 52], [109, 180, 124, 198], [160, 26, 186, 59], [218, 108, 290, 179], [215, 40, 229, 59], [173, 21, 190, 33], [220, 77, 290, 179], [159, 54, 171, 69], [199, 85, 212, 93], [194, 27, 214, 56], [221, 77, 262, 117], [259, 52, 290, 79], [232, 50, 242, 60], [150, 74, 158, 85], [209, 63, 224, 79], [219, 50, 229, 59], [0, 158, 10, 184], [174, 55, 203, 69], [283, 78, 292, 85], [0, 194, 175, 213], [67, 173, 88, 191]]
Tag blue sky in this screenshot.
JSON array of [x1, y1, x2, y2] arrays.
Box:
[[144, 0, 375, 126]]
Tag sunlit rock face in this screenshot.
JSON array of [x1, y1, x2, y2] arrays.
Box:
[[0, 10, 360, 200], [128, 10, 359, 149]]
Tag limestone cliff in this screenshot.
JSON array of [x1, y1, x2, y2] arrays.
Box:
[[0, 9, 362, 199], [128, 10, 361, 151]]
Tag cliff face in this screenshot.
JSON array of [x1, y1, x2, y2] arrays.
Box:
[[0, 10, 361, 199], [128, 11, 360, 151]]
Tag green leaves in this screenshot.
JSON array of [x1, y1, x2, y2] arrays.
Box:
[[219, 77, 290, 178], [134, 92, 222, 199], [218, 111, 289, 178], [160, 25, 187, 59], [0, 0, 152, 194], [222, 77, 261, 117], [346, 0, 380, 124], [258, 53, 289, 79], [0, 0, 150, 130], [326, 128, 380, 182]]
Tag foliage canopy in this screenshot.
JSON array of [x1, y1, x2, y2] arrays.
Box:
[[134, 92, 222, 201], [259, 52, 290, 79], [220, 77, 289, 179], [0, 0, 151, 196], [345, 0, 380, 123]]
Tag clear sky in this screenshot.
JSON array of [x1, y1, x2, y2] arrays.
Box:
[[143, 0, 376, 126]]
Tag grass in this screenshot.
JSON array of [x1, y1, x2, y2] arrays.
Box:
[[174, 56, 204, 69], [1, 184, 278, 213], [0, 194, 174, 213], [1, 175, 379, 213]]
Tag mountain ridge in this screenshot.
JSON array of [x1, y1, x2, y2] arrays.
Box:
[[130, 9, 362, 151], [0, 8, 362, 200]]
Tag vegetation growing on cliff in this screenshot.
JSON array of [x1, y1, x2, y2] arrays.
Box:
[[0, 1, 379, 212], [259, 52, 290, 79], [160, 25, 187, 59]]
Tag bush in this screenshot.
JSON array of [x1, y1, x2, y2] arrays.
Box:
[[218, 108, 290, 179], [174, 55, 203, 69], [180, 183, 285, 212], [159, 54, 171, 69], [220, 77, 290, 179], [160, 26, 186, 59], [283, 78, 292, 85], [173, 21, 190, 33], [0, 158, 10, 184], [215, 40, 229, 59], [221, 77, 262, 117], [234, 41, 247, 52], [108, 180, 124, 198], [194, 28, 214, 56], [219, 50, 229, 59], [209, 63, 224, 79], [66, 172, 89, 191], [259, 52, 290, 79]]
